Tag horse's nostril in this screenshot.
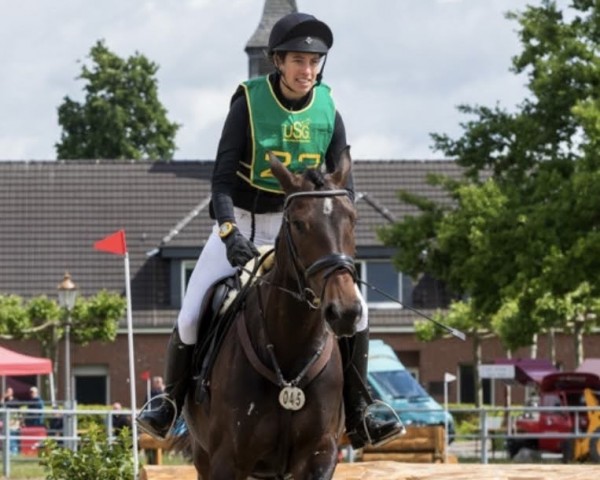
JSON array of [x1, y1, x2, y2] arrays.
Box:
[[324, 303, 340, 321], [324, 301, 361, 332]]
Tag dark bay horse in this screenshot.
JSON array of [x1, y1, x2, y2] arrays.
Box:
[[184, 148, 361, 479]]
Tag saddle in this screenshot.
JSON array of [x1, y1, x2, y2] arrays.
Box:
[[192, 247, 274, 404]]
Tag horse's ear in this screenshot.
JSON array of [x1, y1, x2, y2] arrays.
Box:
[[331, 146, 352, 187], [268, 151, 297, 193]]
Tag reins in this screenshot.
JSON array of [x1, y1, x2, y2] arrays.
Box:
[[355, 279, 466, 341], [238, 186, 466, 341], [281, 189, 464, 340], [242, 266, 465, 341], [232, 189, 353, 427], [238, 189, 358, 310]]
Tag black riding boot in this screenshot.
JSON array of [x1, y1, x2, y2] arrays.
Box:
[[137, 328, 193, 439], [341, 329, 405, 449]]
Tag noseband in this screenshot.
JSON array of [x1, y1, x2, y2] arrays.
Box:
[[282, 189, 357, 309]]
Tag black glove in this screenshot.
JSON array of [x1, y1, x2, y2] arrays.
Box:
[[223, 228, 259, 267]]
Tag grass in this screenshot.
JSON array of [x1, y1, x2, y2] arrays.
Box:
[[0, 451, 192, 479], [0, 456, 45, 479]]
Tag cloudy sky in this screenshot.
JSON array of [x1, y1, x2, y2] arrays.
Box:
[[0, 0, 563, 161]]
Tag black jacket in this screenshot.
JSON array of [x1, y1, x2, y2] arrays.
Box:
[[210, 73, 353, 223]]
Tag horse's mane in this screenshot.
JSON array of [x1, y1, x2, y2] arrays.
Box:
[[304, 168, 328, 190]]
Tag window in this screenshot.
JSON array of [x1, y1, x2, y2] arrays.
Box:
[[458, 364, 492, 405], [181, 260, 197, 300], [370, 370, 429, 399], [178, 258, 406, 308], [74, 365, 108, 405], [357, 260, 403, 308]]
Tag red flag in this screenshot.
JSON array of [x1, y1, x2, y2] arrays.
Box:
[[94, 230, 127, 255], [140, 370, 151, 381]]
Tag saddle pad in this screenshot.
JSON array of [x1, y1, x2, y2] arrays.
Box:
[[219, 245, 274, 314]]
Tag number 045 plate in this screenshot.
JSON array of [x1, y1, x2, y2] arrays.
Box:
[[278, 386, 306, 411]]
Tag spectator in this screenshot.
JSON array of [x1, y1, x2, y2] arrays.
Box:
[[2, 387, 21, 430], [2, 387, 17, 407], [111, 402, 131, 435], [47, 413, 64, 443], [147, 376, 165, 410], [23, 386, 44, 427]]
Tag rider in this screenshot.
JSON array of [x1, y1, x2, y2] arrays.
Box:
[[136, 12, 404, 449]]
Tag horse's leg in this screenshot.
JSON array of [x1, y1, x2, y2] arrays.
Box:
[[289, 435, 338, 480], [191, 442, 210, 480], [208, 448, 249, 480]]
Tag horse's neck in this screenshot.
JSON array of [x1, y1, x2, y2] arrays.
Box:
[[258, 271, 327, 365]]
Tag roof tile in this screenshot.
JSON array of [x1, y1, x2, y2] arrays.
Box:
[[0, 159, 463, 328]]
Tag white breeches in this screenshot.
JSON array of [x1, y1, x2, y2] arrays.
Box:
[[177, 207, 368, 345]]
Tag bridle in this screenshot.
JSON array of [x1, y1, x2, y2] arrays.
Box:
[[251, 188, 466, 341], [281, 189, 357, 309]]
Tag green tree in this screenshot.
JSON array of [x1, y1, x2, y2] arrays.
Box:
[[0, 291, 125, 395], [415, 300, 493, 406], [56, 40, 180, 160], [380, 0, 600, 376]]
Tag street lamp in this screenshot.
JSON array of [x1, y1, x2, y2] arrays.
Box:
[[57, 272, 77, 407]]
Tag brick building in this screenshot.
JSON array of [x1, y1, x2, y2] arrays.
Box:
[[2, 0, 598, 408]]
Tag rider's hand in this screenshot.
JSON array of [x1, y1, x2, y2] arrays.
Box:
[[223, 228, 259, 267]]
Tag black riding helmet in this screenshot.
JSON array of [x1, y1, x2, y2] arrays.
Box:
[[268, 12, 333, 55]]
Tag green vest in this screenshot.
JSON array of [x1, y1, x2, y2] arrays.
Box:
[[239, 76, 335, 194]]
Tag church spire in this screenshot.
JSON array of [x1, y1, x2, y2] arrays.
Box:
[[245, 0, 298, 78]]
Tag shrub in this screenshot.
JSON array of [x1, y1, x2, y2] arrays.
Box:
[[40, 423, 135, 479], [74, 404, 113, 431]]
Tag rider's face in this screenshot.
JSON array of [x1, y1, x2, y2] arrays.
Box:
[[277, 52, 322, 99]]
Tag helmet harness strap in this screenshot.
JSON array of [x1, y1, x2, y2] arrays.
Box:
[[315, 54, 327, 86]]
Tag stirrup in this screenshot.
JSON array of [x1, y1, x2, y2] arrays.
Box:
[[359, 399, 406, 447], [135, 393, 178, 440]]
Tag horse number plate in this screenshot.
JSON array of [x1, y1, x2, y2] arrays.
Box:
[[279, 386, 305, 411]]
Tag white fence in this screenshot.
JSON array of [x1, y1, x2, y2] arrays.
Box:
[[1, 405, 132, 478], [449, 404, 600, 463], [2, 403, 600, 476]]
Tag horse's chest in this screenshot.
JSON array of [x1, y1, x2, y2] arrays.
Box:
[[211, 335, 343, 460], [224, 372, 342, 443]]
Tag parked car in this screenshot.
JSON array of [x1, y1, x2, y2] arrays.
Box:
[[366, 340, 455, 439]]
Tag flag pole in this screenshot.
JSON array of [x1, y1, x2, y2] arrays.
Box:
[[94, 230, 139, 478], [146, 377, 151, 410], [124, 251, 140, 478]]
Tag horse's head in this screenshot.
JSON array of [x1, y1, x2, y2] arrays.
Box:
[[269, 147, 361, 337]]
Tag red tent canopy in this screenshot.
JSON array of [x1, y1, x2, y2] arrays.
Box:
[[0, 346, 52, 376]]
